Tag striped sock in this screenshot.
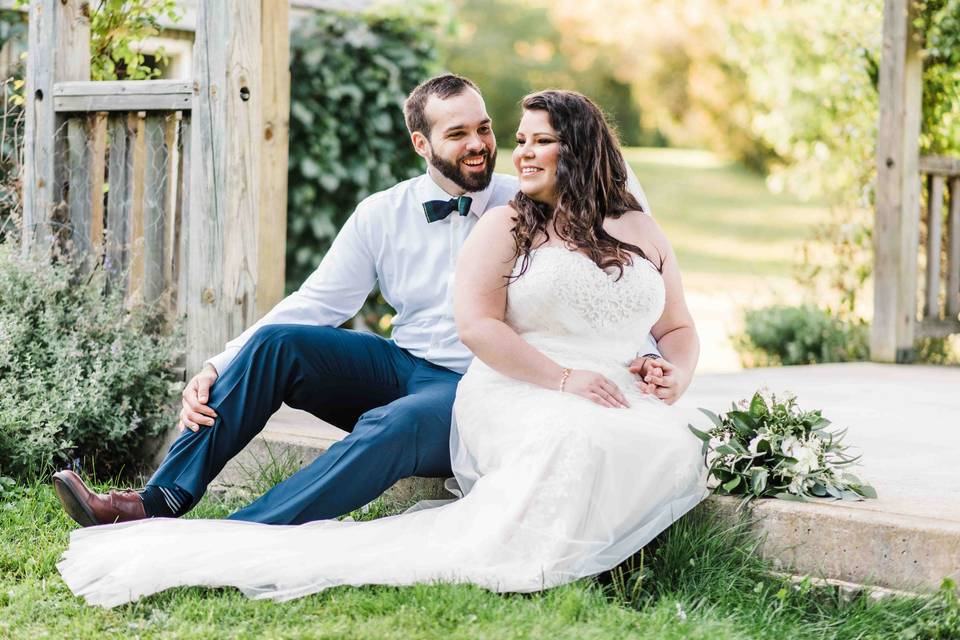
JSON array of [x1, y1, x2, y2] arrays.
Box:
[[139, 484, 193, 518]]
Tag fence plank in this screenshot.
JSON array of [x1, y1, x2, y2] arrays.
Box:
[[163, 114, 179, 312], [89, 112, 107, 255], [65, 116, 92, 256], [916, 318, 960, 339], [22, 0, 56, 252], [142, 113, 170, 304], [175, 114, 191, 319], [64, 113, 108, 262], [55, 93, 193, 113], [105, 113, 133, 286], [257, 0, 290, 316], [128, 112, 147, 302], [22, 0, 90, 256], [186, 0, 262, 376], [872, 0, 923, 362], [948, 177, 960, 318], [924, 175, 945, 319], [919, 156, 960, 177]]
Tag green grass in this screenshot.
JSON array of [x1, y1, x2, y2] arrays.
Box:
[[1, 479, 956, 639], [624, 148, 830, 286]]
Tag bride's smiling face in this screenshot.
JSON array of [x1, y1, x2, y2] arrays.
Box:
[[513, 109, 560, 207]]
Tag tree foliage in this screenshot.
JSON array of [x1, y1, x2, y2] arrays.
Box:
[[88, 0, 181, 81], [441, 0, 653, 148], [286, 7, 440, 291]]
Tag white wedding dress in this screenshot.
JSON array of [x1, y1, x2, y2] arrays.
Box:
[[58, 246, 708, 608]]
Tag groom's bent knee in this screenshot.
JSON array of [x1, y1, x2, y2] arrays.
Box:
[[247, 324, 340, 353], [355, 401, 453, 474]]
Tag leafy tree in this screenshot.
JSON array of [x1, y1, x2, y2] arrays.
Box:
[[286, 6, 440, 308], [441, 0, 652, 148]]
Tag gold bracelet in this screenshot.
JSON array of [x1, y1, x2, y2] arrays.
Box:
[[559, 367, 572, 392]]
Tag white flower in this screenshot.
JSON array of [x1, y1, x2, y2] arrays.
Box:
[[781, 436, 820, 476], [788, 475, 807, 494]]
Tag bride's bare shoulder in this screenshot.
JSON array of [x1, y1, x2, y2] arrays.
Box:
[[615, 209, 669, 253], [478, 204, 518, 227]]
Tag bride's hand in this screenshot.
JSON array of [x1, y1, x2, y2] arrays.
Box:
[[563, 370, 630, 408]]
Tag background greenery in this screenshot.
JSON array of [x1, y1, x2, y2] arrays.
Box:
[[286, 6, 440, 292]]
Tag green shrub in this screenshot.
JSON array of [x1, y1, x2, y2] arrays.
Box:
[[733, 304, 870, 367], [286, 7, 440, 292], [0, 244, 181, 482]]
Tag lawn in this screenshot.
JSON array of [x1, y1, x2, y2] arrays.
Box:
[[624, 148, 831, 291], [1, 480, 955, 639]]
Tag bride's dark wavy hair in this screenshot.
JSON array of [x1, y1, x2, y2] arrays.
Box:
[[508, 90, 660, 282]]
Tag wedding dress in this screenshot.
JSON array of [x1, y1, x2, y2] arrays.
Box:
[[58, 246, 708, 607]]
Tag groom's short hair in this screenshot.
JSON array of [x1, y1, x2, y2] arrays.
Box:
[[404, 74, 482, 138]]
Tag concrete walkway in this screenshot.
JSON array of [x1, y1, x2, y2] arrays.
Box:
[[681, 363, 960, 592], [683, 362, 960, 524], [214, 362, 960, 592]]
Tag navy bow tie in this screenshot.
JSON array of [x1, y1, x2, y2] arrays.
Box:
[[422, 196, 473, 223]]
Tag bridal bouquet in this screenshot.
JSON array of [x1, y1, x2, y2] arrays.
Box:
[[688, 391, 876, 507]]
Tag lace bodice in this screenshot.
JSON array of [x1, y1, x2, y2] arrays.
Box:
[[505, 246, 665, 360]]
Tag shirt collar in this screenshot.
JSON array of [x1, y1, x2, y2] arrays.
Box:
[[419, 172, 495, 219]]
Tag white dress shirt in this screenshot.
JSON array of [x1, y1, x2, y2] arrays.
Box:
[[208, 171, 658, 376]]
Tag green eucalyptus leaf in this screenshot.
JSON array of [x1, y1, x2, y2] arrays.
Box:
[[698, 408, 723, 427], [722, 476, 742, 492], [774, 492, 807, 502], [857, 484, 878, 499], [750, 467, 768, 495], [748, 392, 768, 417]]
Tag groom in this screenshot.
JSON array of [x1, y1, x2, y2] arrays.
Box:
[[53, 74, 670, 527]]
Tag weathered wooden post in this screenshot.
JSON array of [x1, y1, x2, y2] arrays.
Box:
[[872, 0, 924, 363], [21, 0, 90, 256], [186, 0, 288, 376], [258, 0, 290, 317]]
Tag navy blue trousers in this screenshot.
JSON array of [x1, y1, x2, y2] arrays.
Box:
[[146, 324, 461, 524]]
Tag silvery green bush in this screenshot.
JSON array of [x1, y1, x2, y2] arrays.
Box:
[[733, 304, 870, 367], [0, 244, 180, 484]]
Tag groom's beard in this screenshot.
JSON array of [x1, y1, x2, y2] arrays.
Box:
[[428, 146, 496, 193]]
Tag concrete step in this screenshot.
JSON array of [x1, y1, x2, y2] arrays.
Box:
[[213, 362, 960, 593]]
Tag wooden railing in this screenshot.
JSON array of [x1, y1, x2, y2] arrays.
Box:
[[917, 155, 960, 340], [21, 0, 289, 378], [52, 86, 191, 312]]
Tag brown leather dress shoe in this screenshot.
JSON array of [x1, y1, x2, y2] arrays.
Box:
[[52, 469, 147, 527]]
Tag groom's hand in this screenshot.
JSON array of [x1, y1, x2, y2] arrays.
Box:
[[631, 357, 689, 405], [178, 364, 219, 432]]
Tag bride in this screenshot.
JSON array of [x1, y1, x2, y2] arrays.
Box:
[[58, 90, 707, 607]]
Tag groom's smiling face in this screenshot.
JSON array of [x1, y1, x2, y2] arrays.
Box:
[[412, 88, 497, 194]]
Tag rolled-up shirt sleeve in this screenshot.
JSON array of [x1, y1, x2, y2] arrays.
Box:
[[205, 210, 377, 375]]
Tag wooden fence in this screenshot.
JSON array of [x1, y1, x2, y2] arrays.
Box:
[[917, 156, 960, 340], [21, 0, 289, 377], [52, 84, 191, 311]]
